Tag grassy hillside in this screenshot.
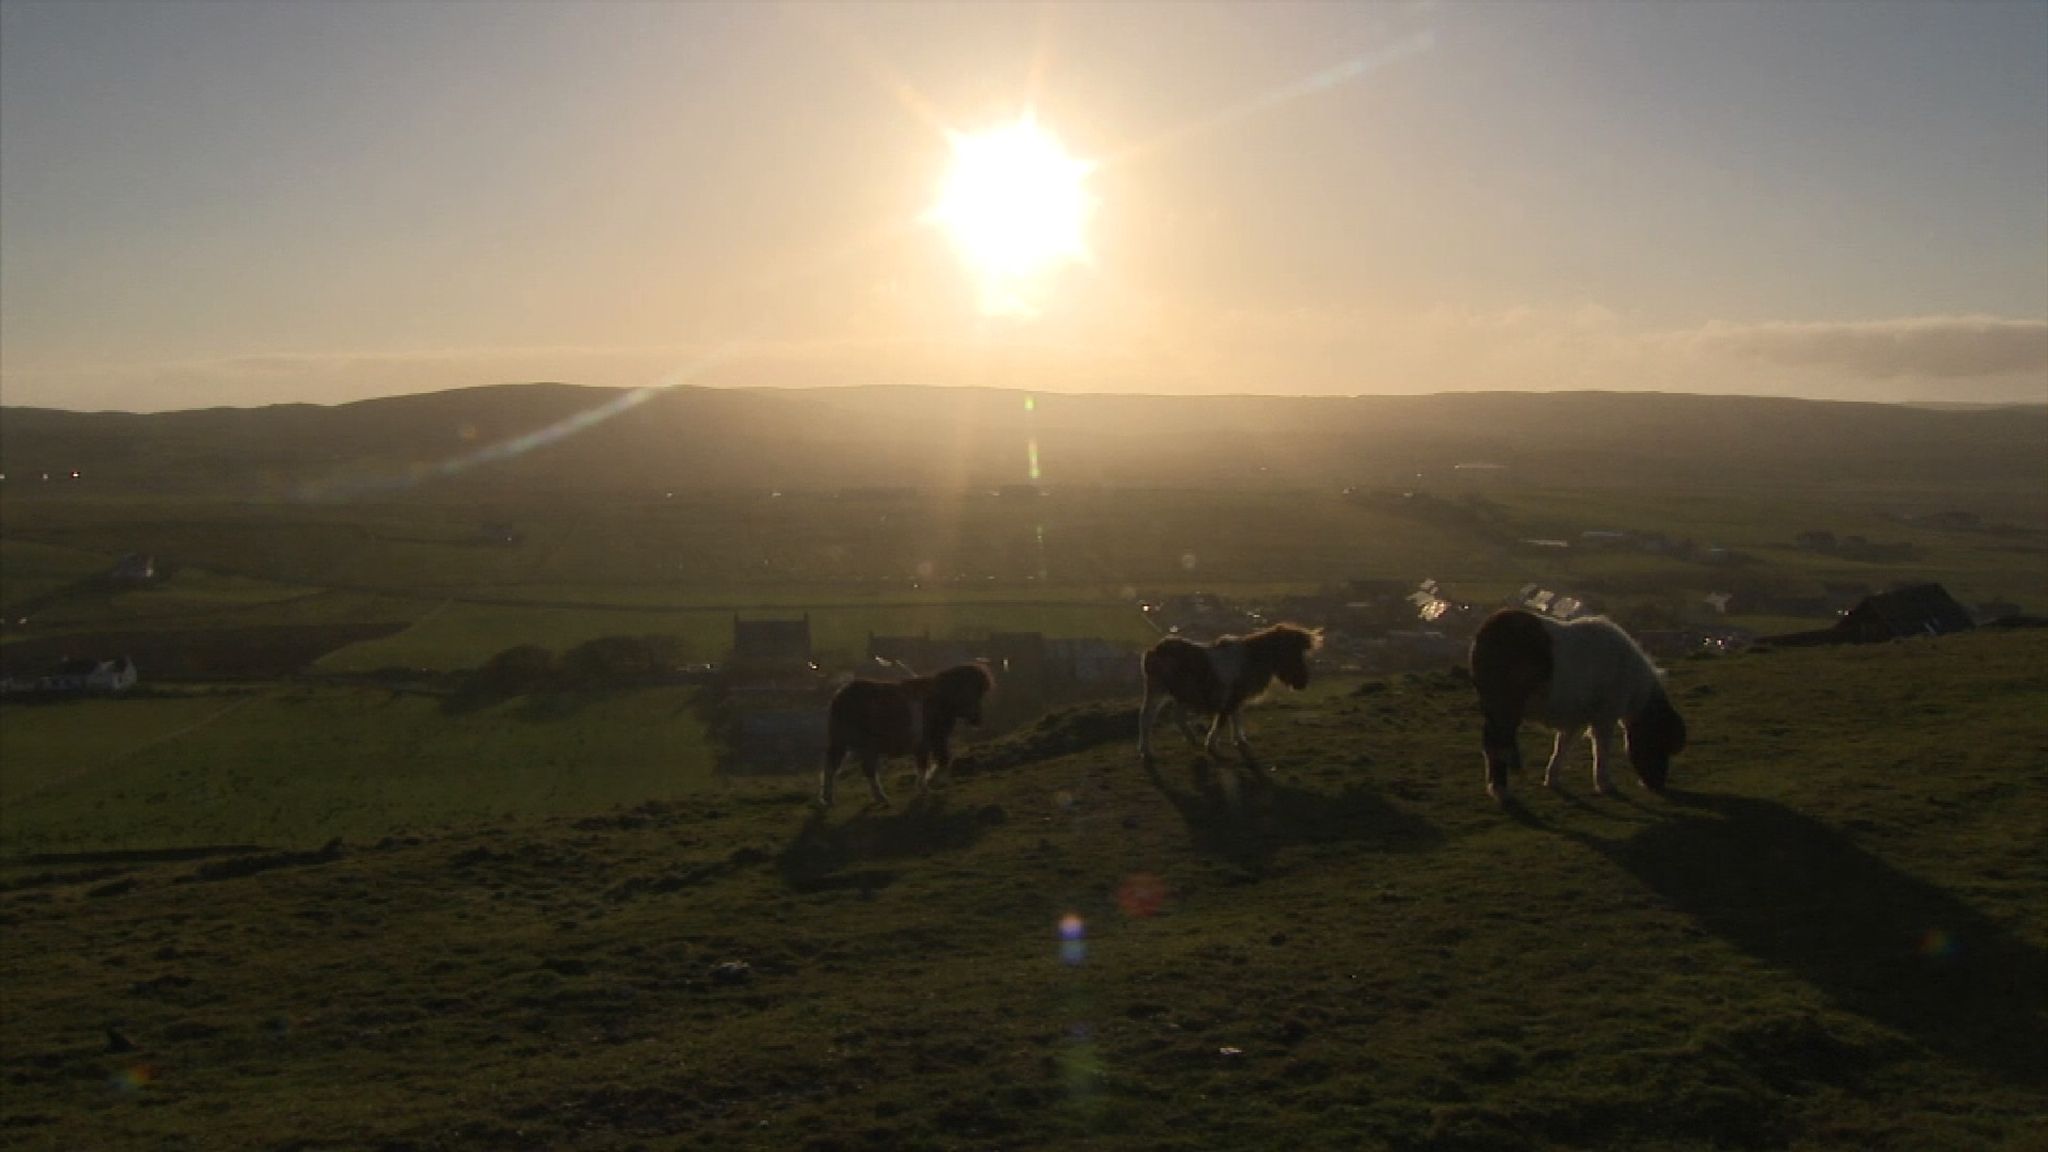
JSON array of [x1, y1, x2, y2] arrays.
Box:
[[2, 630, 2043, 1150], [0, 686, 721, 854]]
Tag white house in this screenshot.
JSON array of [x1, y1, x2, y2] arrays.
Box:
[[9, 656, 139, 695]]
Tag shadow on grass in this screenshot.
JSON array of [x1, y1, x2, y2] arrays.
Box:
[[440, 683, 714, 723], [1142, 756, 1442, 874], [776, 793, 1001, 894], [1580, 789, 2048, 1084]]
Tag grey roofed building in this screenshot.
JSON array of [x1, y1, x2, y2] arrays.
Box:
[[865, 632, 976, 678], [731, 615, 812, 671], [1763, 583, 1975, 647], [1839, 583, 1975, 641]]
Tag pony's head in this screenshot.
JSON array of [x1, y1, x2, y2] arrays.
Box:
[[930, 662, 996, 727], [1252, 624, 1323, 691], [1626, 693, 1687, 791]]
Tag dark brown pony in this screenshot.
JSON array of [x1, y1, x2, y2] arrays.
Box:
[[820, 663, 995, 807], [1138, 623, 1321, 762], [1469, 609, 1686, 802]]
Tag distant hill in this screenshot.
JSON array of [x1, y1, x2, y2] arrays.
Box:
[[4, 385, 2044, 498]]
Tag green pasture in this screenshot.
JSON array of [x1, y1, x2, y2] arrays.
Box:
[[0, 489, 1519, 592], [316, 599, 1159, 672], [0, 537, 112, 607], [1, 631, 2043, 1150], [0, 692, 255, 808], [0, 684, 717, 855]]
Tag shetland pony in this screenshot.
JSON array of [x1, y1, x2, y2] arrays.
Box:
[[1468, 609, 1686, 801], [819, 663, 994, 808], [1138, 623, 1322, 762]]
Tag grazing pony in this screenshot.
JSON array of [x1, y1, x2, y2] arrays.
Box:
[[1468, 609, 1687, 801], [820, 663, 994, 808], [1139, 623, 1322, 762]]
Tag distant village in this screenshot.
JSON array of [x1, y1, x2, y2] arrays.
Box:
[[2, 523, 2030, 784]]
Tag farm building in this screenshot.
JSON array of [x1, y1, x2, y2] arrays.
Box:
[[1763, 583, 1975, 647], [730, 615, 813, 674], [1045, 638, 1137, 690], [0, 655, 138, 695], [1838, 584, 1976, 641], [1518, 585, 1595, 621], [865, 632, 977, 678]]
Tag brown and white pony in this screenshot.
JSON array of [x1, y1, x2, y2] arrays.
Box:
[[1469, 609, 1686, 802], [820, 663, 995, 808], [1138, 623, 1321, 762]]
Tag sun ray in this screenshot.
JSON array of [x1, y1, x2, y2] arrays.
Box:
[[1101, 30, 1436, 170], [785, 3, 955, 141]]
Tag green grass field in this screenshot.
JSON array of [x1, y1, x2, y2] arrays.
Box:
[[2, 631, 2042, 1150], [0, 685, 719, 854], [316, 599, 1158, 673], [7, 481, 2042, 689], [0, 538, 113, 604]]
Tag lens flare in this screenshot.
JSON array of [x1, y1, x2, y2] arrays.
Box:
[[1918, 928, 1960, 960], [1115, 872, 1168, 919], [1059, 913, 1087, 965]]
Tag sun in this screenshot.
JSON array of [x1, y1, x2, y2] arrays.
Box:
[[930, 115, 1094, 315]]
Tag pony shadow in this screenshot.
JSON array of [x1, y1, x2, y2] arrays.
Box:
[[1539, 781, 1660, 825], [1578, 790, 2048, 1084], [775, 793, 999, 894], [1142, 756, 1441, 875]]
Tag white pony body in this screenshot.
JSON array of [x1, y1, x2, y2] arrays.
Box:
[[1530, 615, 1665, 733], [1470, 608, 1687, 800]]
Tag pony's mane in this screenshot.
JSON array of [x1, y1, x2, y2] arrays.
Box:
[[1242, 622, 1324, 652], [930, 661, 995, 696]]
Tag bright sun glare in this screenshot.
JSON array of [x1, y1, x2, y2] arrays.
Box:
[[931, 116, 1094, 315]]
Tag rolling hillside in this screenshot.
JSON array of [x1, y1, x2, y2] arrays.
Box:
[[5, 385, 2045, 499], [3, 630, 2043, 1150]]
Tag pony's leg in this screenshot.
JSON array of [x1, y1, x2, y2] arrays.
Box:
[[918, 740, 947, 789], [1589, 721, 1617, 794], [1541, 728, 1578, 788], [1172, 704, 1205, 749], [1203, 711, 1228, 756], [818, 742, 847, 808], [1138, 684, 1168, 760], [1481, 714, 1521, 803], [1230, 710, 1256, 761], [861, 750, 890, 806]]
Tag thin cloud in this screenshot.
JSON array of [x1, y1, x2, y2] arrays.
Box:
[[1685, 316, 2048, 380]]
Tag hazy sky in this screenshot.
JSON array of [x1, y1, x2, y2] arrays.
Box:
[[3, 0, 2045, 411]]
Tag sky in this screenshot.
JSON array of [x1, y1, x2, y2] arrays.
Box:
[[2, 0, 2045, 412]]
